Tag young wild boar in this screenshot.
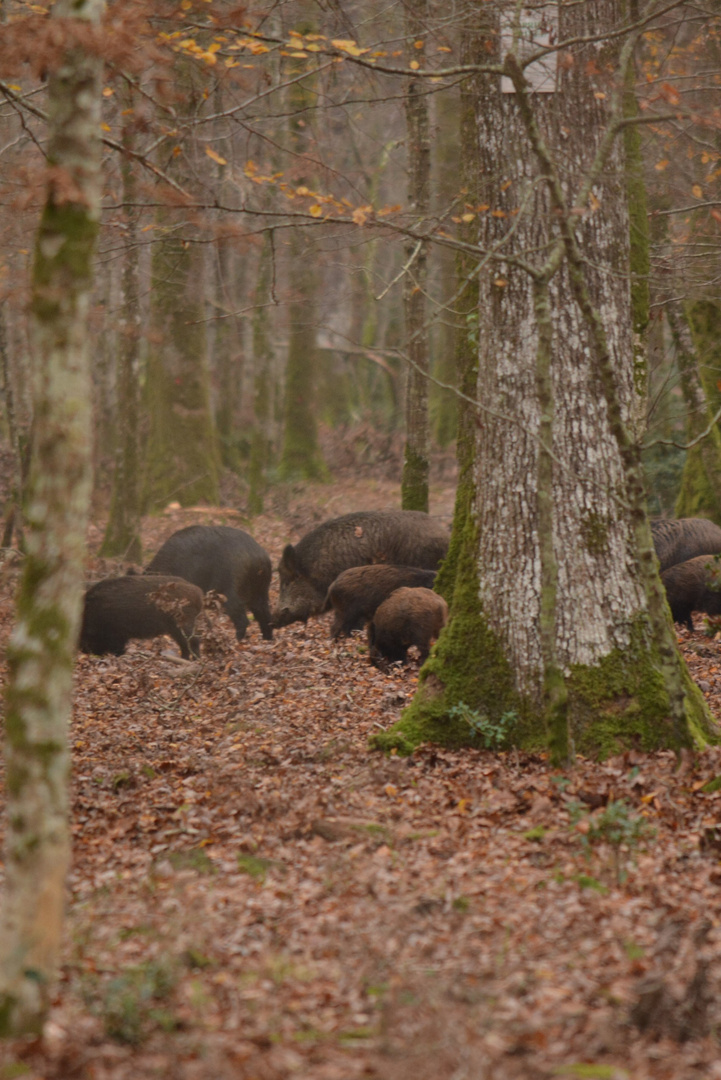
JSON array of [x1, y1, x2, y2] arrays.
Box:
[[326, 564, 437, 639], [145, 525, 273, 641], [651, 517, 721, 572], [274, 510, 449, 628], [367, 587, 448, 668], [79, 575, 203, 659], [661, 555, 721, 632]]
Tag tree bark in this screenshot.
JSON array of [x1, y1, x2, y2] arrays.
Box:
[[278, 16, 327, 483], [401, 0, 431, 512], [378, 0, 714, 759], [100, 108, 142, 561], [0, 0, 103, 1034], [674, 298, 721, 523]]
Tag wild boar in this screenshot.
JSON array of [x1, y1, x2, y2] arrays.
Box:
[[651, 517, 721, 572], [274, 510, 448, 628], [326, 564, 437, 639], [79, 574, 203, 659], [145, 525, 273, 641], [661, 555, 721, 632], [367, 586, 448, 667]]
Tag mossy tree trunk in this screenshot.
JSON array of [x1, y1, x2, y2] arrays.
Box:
[[248, 231, 275, 515], [378, 1, 715, 760], [100, 108, 142, 562], [672, 300, 721, 523], [142, 62, 220, 513], [278, 17, 326, 483], [433, 8, 483, 602], [0, 0, 103, 1034], [400, 0, 431, 512], [0, 306, 28, 549]]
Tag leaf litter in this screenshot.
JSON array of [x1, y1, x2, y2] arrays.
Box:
[[1, 478, 721, 1079]]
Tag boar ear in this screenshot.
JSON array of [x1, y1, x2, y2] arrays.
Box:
[[280, 543, 298, 577]]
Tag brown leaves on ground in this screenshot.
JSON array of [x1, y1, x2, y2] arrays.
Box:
[[2, 481, 721, 1079]]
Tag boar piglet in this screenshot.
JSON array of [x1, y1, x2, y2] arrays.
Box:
[[367, 587, 448, 668], [80, 575, 203, 659], [326, 563, 437, 639], [651, 517, 721, 572], [661, 555, 721, 632], [274, 510, 449, 628], [145, 525, 273, 641]]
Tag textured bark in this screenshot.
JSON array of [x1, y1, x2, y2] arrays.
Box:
[[101, 111, 142, 561], [672, 301, 721, 523], [248, 233, 275, 515], [381, 0, 713, 759], [278, 19, 326, 483], [0, 0, 103, 1034], [434, 8, 484, 601], [141, 61, 220, 513], [401, 0, 431, 512]]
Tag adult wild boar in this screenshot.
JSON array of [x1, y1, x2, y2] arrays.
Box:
[[145, 525, 273, 641], [274, 510, 448, 628], [367, 587, 448, 667], [661, 555, 721, 632], [80, 575, 203, 659], [651, 517, 721, 572], [326, 564, 437, 639]]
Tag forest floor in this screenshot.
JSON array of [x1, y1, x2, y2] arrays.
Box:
[[2, 474, 721, 1080]]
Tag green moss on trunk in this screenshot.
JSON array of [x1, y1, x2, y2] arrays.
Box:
[[401, 444, 429, 513]]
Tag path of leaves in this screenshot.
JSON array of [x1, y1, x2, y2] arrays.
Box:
[[2, 482, 721, 1080]]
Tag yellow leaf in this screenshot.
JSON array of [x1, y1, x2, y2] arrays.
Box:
[[491, 209, 507, 218], [306, 44, 321, 52], [500, 180, 512, 191], [655, 159, 669, 171], [437, 46, 452, 53], [384, 784, 398, 797], [296, 185, 310, 196], [309, 204, 323, 217], [102, 87, 114, 98], [181, 0, 191, 9], [290, 51, 308, 58], [594, 91, 606, 99], [7, 84, 22, 92], [457, 798, 470, 814], [461, 212, 475, 222], [100, 123, 111, 132], [331, 38, 369, 57], [692, 184, 703, 198], [172, 146, 182, 157], [205, 146, 227, 165], [352, 205, 372, 225], [589, 192, 601, 211], [225, 58, 239, 68], [414, 39, 424, 49], [494, 278, 507, 287], [409, 60, 419, 70]]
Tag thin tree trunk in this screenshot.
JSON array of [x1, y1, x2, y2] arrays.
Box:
[[401, 0, 431, 512], [101, 110, 142, 561], [0, 0, 103, 1034]]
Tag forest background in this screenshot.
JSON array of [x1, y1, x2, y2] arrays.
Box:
[[1, 0, 721, 1077]]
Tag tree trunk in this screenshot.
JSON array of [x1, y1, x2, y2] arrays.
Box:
[[401, 0, 431, 512], [142, 61, 220, 513], [0, 0, 103, 1034], [672, 300, 721, 523], [248, 232, 275, 515], [100, 109, 142, 561], [378, 0, 714, 759], [434, 7, 484, 602], [278, 18, 327, 483]]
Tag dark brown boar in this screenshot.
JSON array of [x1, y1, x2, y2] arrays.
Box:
[[274, 510, 449, 628], [145, 525, 273, 641], [661, 555, 721, 632], [652, 517, 721, 572], [367, 587, 448, 667], [79, 575, 203, 659], [326, 564, 437, 639]]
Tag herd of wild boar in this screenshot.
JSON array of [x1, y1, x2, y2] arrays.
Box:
[[79, 512, 721, 666]]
